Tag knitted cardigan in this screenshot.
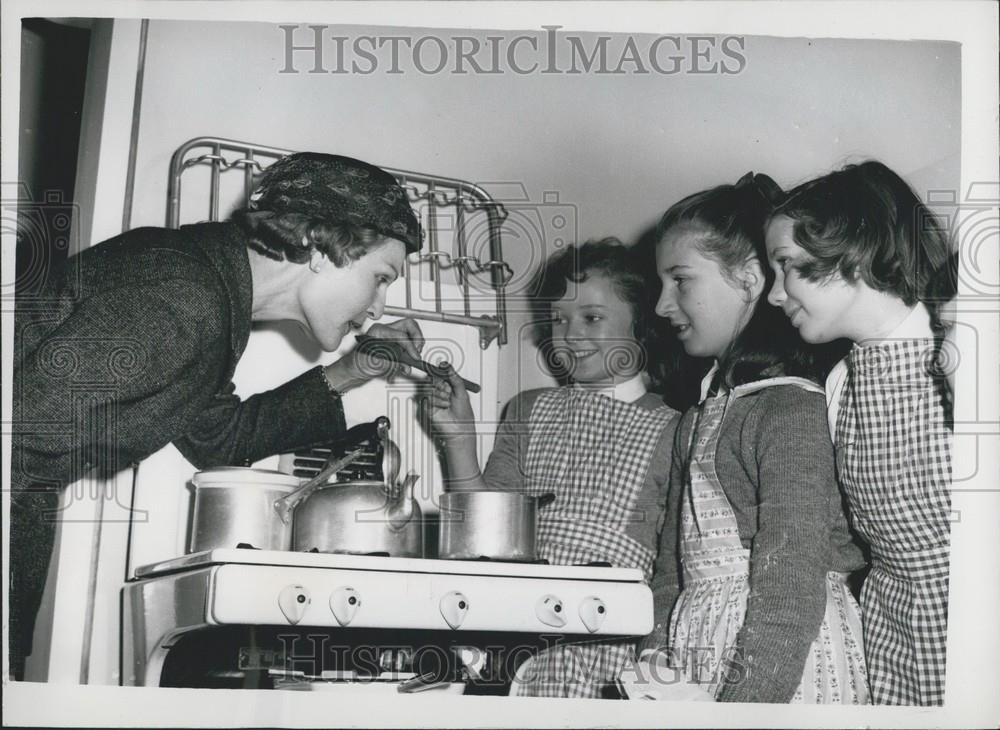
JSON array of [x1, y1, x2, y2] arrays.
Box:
[[642, 385, 866, 703]]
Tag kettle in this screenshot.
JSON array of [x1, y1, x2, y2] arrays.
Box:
[[279, 418, 423, 557]]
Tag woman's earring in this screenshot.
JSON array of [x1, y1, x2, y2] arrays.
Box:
[[308, 249, 323, 274]]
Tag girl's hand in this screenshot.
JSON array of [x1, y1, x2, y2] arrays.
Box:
[[426, 365, 486, 492], [323, 319, 425, 393], [428, 364, 476, 441]]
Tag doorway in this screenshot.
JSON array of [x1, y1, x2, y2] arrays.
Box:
[[16, 18, 91, 298]]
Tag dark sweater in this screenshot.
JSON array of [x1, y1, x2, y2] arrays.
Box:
[[641, 385, 865, 703], [10, 222, 348, 678]]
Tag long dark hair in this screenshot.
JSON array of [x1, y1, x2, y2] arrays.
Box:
[[656, 172, 847, 388]]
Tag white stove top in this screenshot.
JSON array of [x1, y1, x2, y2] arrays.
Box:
[[133, 548, 644, 583], [124, 548, 655, 685]]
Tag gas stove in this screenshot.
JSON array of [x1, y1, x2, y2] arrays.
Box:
[[123, 549, 653, 687]]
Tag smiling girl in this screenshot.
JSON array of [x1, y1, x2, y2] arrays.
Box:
[[765, 160, 953, 706], [641, 173, 868, 703], [429, 238, 681, 698]]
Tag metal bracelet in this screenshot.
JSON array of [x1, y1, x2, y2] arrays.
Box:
[[318, 366, 342, 399]]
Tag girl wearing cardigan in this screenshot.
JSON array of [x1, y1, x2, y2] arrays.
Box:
[[641, 173, 868, 703]]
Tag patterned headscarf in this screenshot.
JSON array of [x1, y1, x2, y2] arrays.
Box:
[[248, 152, 423, 253]]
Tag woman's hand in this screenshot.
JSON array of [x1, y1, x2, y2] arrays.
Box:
[[323, 318, 425, 393], [428, 364, 476, 442], [363, 319, 425, 362]]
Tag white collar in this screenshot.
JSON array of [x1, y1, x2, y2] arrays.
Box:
[[856, 302, 934, 349], [699, 361, 822, 403], [887, 302, 934, 340], [572, 373, 648, 403]]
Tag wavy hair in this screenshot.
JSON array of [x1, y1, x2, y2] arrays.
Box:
[[774, 160, 954, 330], [231, 209, 388, 266], [529, 237, 682, 388]]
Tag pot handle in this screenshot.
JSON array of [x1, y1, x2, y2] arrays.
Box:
[[274, 447, 368, 524]]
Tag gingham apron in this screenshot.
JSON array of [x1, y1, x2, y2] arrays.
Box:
[[510, 386, 677, 698], [668, 377, 869, 703], [835, 340, 951, 705]]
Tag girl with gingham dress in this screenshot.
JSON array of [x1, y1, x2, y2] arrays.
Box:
[[429, 239, 681, 698], [766, 161, 954, 705]]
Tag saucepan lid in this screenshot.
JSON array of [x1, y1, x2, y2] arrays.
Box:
[[192, 467, 303, 489]]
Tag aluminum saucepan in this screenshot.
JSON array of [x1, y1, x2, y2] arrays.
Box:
[[188, 467, 302, 552], [437, 490, 556, 561]]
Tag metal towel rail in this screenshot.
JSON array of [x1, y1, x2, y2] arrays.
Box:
[[166, 136, 510, 347]]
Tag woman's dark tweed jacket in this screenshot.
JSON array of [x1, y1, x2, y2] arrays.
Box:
[[9, 221, 347, 678]]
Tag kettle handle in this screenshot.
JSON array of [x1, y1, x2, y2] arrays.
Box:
[[273, 447, 368, 524], [331, 416, 389, 453], [387, 471, 420, 531], [273, 416, 392, 523]]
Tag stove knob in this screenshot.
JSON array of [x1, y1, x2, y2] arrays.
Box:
[[329, 586, 361, 626], [579, 596, 607, 633], [277, 584, 311, 625], [439, 591, 469, 629], [535, 594, 567, 628]]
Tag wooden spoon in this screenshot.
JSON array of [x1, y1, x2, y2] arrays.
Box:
[[355, 334, 481, 393]]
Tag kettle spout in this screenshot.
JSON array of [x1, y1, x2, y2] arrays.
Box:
[[386, 471, 420, 531]]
